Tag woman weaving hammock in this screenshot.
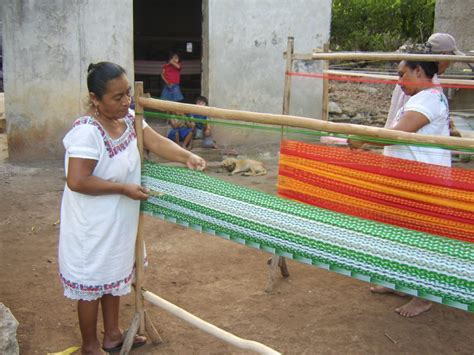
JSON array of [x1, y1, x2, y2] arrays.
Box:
[[59, 62, 205, 354], [349, 59, 450, 317]]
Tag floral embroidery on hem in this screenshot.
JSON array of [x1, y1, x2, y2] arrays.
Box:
[[59, 268, 134, 301]]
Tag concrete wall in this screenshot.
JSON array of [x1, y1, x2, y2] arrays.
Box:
[[434, 0, 474, 54], [203, 0, 331, 149], [3, 0, 134, 161], [434, 0, 474, 111]]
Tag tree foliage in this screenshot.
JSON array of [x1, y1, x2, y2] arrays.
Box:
[[330, 0, 437, 51]]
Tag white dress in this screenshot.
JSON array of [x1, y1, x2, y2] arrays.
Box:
[[385, 74, 441, 129], [384, 88, 451, 167], [59, 110, 146, 301]]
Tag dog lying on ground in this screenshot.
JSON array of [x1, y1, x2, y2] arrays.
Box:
[[221, 158, 267, 176]]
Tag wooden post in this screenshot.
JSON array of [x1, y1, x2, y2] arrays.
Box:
[[282, 37, 294, 116], [281, 37, 294, 140], [321, 42, 330, 121], [134, 82, 146, 335], [122, 82, 163, 354], [266, 254, 290, 293], [269, 37, 294, 290], [119, 313, 140, 355]]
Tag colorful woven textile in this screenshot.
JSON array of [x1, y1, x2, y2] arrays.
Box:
[[279, 140, 474, 243], [141, 161, 473, 312]]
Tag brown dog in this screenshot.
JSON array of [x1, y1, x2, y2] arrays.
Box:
[[221, 158, 267, 176]]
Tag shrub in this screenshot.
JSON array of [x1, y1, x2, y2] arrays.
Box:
[[331, 0, 436, 52]]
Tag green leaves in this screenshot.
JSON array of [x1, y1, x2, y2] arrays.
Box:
[[331, 0, 436, 52]]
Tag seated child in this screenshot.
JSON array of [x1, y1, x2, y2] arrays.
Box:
[[167, 113, 194, 150], [189, 96, 217, 149]]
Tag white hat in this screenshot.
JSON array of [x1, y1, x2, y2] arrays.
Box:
[[427, 33, 465, 55]]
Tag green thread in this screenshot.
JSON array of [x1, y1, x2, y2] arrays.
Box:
[[141, 162, 474, 308], [143, 110, 474, 153]]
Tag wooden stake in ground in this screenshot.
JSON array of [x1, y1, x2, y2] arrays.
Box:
[[267, 36, 295, 293], [121, 82, 163, 355]]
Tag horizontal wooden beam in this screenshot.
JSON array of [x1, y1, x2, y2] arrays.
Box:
[[324, 70, 474, 87], [310, 52, 474, 63], [283, 52, 313, 61], [138, 96, 474, 150]]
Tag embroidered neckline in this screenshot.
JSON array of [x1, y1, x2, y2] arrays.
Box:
[[72, 111, 137, 158]]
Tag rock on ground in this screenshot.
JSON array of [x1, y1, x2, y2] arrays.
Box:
[[0, 303, 19, 355], [328, 101, 342, 114]]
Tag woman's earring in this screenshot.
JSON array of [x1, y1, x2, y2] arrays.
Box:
[[95, 107, 99, 118]]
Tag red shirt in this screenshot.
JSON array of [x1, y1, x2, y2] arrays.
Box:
[[163, 63, 181, 84]]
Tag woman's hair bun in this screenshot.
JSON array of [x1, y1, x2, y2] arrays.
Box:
[[87, 63, 96, 73]]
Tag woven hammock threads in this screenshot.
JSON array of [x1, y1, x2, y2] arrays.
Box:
[[141, 161, 473, 312], [279, 140, 474, 242]]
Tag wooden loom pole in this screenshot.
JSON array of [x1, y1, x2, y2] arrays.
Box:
[[309, 51, 474, 63], [280, 36, 294, 139], [142, 290, 280, 354], [137, 97, 474, 150], [282, 36, 294, 116], [134, 81, 146, 334], [268, 37, 294, 292], [121, 82, 163, 355], [324, 69, 474, 87], [321, 42, 330, 121]]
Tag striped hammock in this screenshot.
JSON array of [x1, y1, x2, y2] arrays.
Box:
[[141, 161, 473, 312], [279, 140, 474, 243]]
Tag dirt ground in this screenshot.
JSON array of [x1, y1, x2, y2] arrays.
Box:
[[1, 131, 473, 355]]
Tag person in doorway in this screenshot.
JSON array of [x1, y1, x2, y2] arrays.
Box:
[[59, 62, 205, 354], [160, 52, 184, 102], [385, 33, 464, 136], [349, 59, 450, 317]]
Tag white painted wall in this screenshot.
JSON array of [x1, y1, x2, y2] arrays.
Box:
[[434, 0, 474, 55], [434, 0, 474, 110], [203, 0, 331, 148], [3, 0, 134, 160]]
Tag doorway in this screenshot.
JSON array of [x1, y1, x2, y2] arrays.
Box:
[[133, 0, 203, 102]]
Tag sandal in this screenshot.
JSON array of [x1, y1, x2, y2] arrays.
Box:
[[102, 331, 146, 353]]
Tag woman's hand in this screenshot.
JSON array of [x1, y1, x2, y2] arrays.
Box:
[[347, 138, 367, 150], [122, 184, 149, 200], [186, 154, 206, 171]]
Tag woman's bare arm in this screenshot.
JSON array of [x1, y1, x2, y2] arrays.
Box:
[[348, 111, 429, 148], [67, 158, 148, 200], [143, 126, 206, 170], [391, 111, 429, 133]]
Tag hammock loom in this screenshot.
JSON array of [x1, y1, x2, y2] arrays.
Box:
[[124, 47, 474, 353], [141, 160, 474, 312], [279, 140, 474, 243]]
